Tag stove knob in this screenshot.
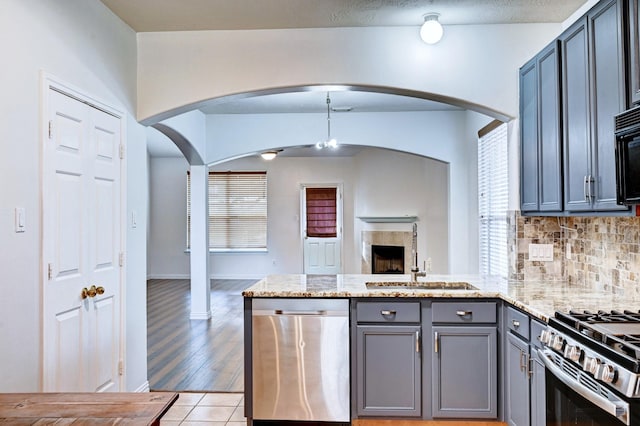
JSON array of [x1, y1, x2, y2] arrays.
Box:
[[563, 345, 581, 362], [551, 334, 564, 351], [539, 330, 552, 346], [585, 357, 601, 374], [596, 364, 616, 383]]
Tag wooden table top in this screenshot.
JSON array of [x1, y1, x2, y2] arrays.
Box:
[[0, 392, 178, 425]]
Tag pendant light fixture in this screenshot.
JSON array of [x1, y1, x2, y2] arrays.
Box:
[[316, 92, 338, 149], [420, 13, 444, 45]]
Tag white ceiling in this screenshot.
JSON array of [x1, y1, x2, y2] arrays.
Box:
[[100, 0, 587, 32], [117, 0, 588, 157]]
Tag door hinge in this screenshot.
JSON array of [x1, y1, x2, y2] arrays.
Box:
[[47, 263, 53, 280], [119, 144, 124, 159], [119, 252, 124, 267], [118, 360, 124, 376], [48, 120, 53, 139]]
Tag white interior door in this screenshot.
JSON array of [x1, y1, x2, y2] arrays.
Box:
[[43, 88, 122, 392], [302, 185, 342, 274]]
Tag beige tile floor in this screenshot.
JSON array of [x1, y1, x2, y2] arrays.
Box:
[[160, 392, 245, 426]]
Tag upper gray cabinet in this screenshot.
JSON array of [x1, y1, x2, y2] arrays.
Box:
[[519, 0, 631, 215], [560, 0, 628, 212], [519, 41, 562, 213], [628, 0, 640, 105]]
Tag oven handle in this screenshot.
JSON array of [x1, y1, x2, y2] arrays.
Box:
[[539, 348, 630, 425]]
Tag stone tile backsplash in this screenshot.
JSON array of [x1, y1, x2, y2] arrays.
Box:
[[509, 212, 640, 293]]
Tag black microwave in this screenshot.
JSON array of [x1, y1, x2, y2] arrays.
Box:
[[615, 106, 640, 204]]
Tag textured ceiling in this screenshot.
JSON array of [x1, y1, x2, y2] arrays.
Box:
[[100, 0, 587, 32]]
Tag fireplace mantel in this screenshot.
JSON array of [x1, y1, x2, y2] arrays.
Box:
[[357, 216, 417, 223]]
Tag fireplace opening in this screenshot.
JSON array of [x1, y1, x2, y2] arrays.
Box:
[[371, 245, 405, 274]]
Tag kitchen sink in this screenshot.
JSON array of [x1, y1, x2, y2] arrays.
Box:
[[365, 281, 478, 290]]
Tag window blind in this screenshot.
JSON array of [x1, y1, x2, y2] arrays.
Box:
[[305, 187, 337, 237], [187, 171, 267, 250], [478, 121, 508, 277]]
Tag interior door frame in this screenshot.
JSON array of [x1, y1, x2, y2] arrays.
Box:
[[40, 72, 127, 391], [300, 182, 343, 273]]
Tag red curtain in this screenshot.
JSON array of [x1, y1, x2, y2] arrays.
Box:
[[306, 188, 337, 237]]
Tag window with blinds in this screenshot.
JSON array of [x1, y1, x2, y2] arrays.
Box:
[[478, 121, 508, 277], [187, 171, 267, 250], [305, 187, 337, 238]]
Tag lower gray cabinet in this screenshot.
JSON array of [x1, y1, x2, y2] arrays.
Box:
[[431, 326, 498, 418], [356, 325, 421, 417], [505, 306, 547, 426], [506, 332, 531, 426]]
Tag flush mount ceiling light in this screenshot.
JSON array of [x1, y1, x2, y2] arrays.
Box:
[[420, 13, 444, 45], [316, 92, 339, 150], [260, 150, 280, 160]]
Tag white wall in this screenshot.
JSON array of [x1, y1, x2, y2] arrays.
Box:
[[137, 24, 562, 124], [147, 148, 449, 278], [0, 0, 147, 391]]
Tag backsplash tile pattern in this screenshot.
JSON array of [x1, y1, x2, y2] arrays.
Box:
[[510, 212, 640, 294]]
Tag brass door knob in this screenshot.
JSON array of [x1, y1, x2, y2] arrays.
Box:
[[96, 286, 105, 295], [81, 287, 89, 299], [87, 285, 97, 298]]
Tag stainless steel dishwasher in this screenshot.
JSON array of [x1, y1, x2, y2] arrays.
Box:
[[251, 298, 350, 422]]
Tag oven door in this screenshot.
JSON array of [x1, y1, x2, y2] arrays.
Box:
[[539, 348, 632, 425]]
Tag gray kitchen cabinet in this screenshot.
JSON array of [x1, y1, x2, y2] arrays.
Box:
[[520, 41, 562, 213], [628, 0, 640, 105], [430, 301, 498, 419], [506, 332, 530, 426], [354, 300, 421, 417], [560, 0, 628, 212], [504, 306, 547, 426]]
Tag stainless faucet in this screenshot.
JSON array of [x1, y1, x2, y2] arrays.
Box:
[[410, 223, 428, 281]]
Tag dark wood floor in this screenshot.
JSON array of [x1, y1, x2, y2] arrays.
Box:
[[147, 278, 257, 392]]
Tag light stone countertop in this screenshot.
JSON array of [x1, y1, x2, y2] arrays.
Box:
[[242, 274, 640, 322]]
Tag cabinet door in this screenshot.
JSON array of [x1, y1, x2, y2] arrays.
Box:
[[530, 349, 546, 426], [506, 333, 530, 426], [520, 57, 539, 212], [538, 42, 563, 212], [432, 326, 497, 419], [629, 0, 640, 105], [356, 325, 421, 417], [589, 0, 628, 211], [561, 17, 592, 212]]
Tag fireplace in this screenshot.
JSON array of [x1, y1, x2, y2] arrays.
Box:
[[371, 245, 405, 274]]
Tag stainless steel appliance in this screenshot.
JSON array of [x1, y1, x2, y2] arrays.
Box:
[[251, 298, 349, 423], [615, 106, 640, 204], [538, 310, 640, 425]]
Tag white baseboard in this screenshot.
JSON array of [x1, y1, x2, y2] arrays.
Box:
[[190, 310, 212, 320], [147, 274, 190, 280], [134, 381, 150, 392]]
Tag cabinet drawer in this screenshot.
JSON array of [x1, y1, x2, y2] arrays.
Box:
[[356, 302, 420, 323], [507, 306, 530, 340], [530, 319, 547, 349], [432, 301, 496, 324]]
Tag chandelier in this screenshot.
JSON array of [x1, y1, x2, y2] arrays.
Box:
[[316, 92, 338, 149]]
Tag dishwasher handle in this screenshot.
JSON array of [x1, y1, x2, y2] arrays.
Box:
[[274, 309, 328, 316]]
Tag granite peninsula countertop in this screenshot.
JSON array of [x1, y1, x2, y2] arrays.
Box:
[[242, 274, 640, 322]]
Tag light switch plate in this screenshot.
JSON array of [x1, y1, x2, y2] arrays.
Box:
[[15, 207, 25, 233], [529, 243, 553, 262]]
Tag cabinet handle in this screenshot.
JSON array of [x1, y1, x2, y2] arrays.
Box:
[[380, 310, 396, 316], [456, 310, 471, 317], [584, 175, 589, 202], [519, 349, 526, 372], [415, 330, 420, 353], [528, 354, 533, 379], [434, 331, 439, 353], [588, 175, 594, 201], [512, 320, 520, 329]]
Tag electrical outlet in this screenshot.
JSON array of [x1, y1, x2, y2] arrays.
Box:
[[529, 243, 554, 262], [566, 243, 572, 260]]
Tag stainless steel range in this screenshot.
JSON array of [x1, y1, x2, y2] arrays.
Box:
[[539, 310, 640, 425]]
